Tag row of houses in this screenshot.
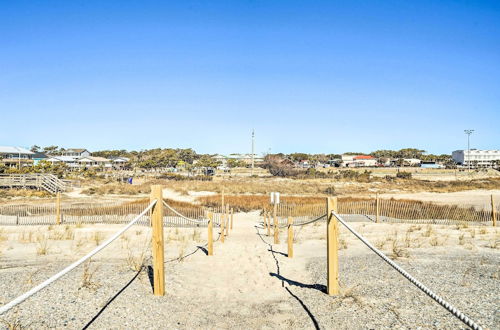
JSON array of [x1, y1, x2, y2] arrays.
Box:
[[0, 147, 129, 170], [211, 153, 264, 168], [339, 155, 431, 168], [298, 150, 500, 169]]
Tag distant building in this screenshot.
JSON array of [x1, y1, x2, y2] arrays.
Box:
[[212, 154, 228, 167], [228, 153, 264, 165], [298, 160, 311, 168], [110, 157, 130, 169], [452, 149, 500, 168], [403, 158, 422, 166], [45, 156, 80, 169], [421, 161, 445, 169], [32, 152, 48, 165], [62, 148, 91, 157], [77, 156, 112, 169], [0, 146, 34, 168], [342, 155, 377, 167], [211, 153, 264, 167]]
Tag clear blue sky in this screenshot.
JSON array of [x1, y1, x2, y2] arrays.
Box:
[[1, 1, 499, 155]]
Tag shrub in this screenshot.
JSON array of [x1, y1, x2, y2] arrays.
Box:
[[396, 171, 412, 179], [324, 186, 336, 195]]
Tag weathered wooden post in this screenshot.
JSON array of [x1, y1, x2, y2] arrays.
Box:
[[56, 192, 61, 225], [287, 216, 293, 258], [327, 196, 339, 296], [491, 195, 497, 227], [376, 193, 380, 224], [220, 209, 226, 243], [273, 203, 279, 244], [230, 208, 234, 230], [225, 205, 230, 237], [150, 185, 165, 296], [207, 212, 213, 256], [221, 189, 225, 212]]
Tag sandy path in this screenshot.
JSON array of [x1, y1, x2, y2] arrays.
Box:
[[173, 211, 306, 304]]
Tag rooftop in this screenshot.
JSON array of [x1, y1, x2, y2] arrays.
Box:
[[0, 146, 34, 155]]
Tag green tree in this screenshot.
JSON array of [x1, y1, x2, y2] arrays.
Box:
[[196, 155, 221, 168], [42, 145, 59, 155], [227, 159, 247, 168], [289, 153, 309, 162]]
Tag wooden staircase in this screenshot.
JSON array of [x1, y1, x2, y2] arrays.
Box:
[[0, 174, 67, 194]]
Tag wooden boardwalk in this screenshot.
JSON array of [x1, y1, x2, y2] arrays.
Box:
[[0, 174, 66, 194]]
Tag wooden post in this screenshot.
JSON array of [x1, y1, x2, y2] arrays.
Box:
[[327, 197, 339, 296], [221, 189, 225, 211], [492, 195, 497, 227], [287, 216, 293, 258], [207, 212, 213, 256], [273, 203, 279, 244], [376, 193, 380, 224], [150, 185, 165, 296], [220, 210, 225, 243], [225, 205, 229, 237], [230, 208, 234, 230], [56, 192, 61, 225]]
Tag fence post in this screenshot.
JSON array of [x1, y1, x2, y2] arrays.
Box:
[[220, 209, 225, 243], [150, 185, 165, 296], [221, 189, 225, 212], [327, 196, 339, 296], [376, 193, 380, 224], [230, 208, 234, 230], [56, 192, 61, 225], [492, 195, 497, 227], [287, 216, 293, 258], [225, 205, 230, 237], [208, 212, 213, 256], [273, 203, 279, 244]]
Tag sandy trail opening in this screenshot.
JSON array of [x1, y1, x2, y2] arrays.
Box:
[[172, 211, 314, 304]]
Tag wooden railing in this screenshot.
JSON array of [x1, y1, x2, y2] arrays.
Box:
[[0, 174, 66, 194]]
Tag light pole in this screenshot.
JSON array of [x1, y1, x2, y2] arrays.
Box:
[[464, 129, 474, 172]]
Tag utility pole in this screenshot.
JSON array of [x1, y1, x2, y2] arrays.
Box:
[[251, 129, 255, 176], [464, 129, 474, 172]]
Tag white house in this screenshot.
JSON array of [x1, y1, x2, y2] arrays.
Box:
[[62, 148, 91, 157], [110, 157, 130, 169], [342, 155, 377, 167], [45, 155, 112, 170], [452, 149, 500, 168], [77, 156, 112, 169], [0, 146, 34, 168], [45, 156, 80, 169]]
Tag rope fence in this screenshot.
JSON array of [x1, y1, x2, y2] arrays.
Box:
[[0, 200, 158, 315], [332, 211, 483, 330], [264, 196, 485, 329]]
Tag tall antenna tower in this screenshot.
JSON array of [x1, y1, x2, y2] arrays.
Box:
[[464, 129, 474, 172], [251, 129, 255, 176]]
